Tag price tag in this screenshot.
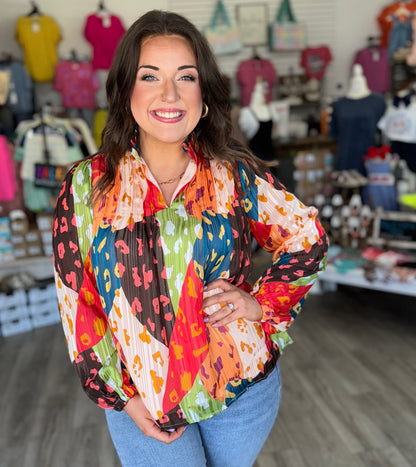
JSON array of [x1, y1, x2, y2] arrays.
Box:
[[102, 16, 111, 28], [31, 21, 40, 33]]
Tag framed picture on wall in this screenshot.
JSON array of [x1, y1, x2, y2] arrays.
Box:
[[236, 3, 268, 46]]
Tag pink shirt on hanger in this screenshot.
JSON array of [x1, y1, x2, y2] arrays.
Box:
[[54, 61, 100, 109], [84, 13, 126, 70], [353, 47, 390, 94], [0, 135, 16, 202], [236, 59, 277, 107]]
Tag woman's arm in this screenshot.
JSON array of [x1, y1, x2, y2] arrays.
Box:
[[53, 160, 136, 410], [240, 165, 328, 335]]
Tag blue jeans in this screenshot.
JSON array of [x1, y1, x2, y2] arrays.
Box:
[[105, 364, 282, 467]]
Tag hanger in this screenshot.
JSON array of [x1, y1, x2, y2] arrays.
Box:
[[97, 1, 108, 14], [366, 36, 381, 48], [251, 47, 261, 60], [27, 1, 41, 16], [70, 49, 80, 62]]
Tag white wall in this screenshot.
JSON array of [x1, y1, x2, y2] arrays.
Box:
[[334, 0, 389, 94], [0, 0, 392, 102]]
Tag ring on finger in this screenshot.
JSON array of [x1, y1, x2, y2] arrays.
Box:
[[228, 302, 235, 312]]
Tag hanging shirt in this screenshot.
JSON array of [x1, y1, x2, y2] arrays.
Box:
[[53, 139, 328, 430], [54, 60, 100, 109], [0, 60, 33, 119], [236, 59, 277, 107], [15, 121, 84, 212], [0, 135, 16, 202], [300, 46, 332, 81], [15, 15, 61, 82], [378, 100, 416, 143], [83, 13, 126, 70], [353, 47, 390, 94]]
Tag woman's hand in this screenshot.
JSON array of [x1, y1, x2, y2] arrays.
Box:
[[202, 279, 263, 328], [124, 395, 186, 444]]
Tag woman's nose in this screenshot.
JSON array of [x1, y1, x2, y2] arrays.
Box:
[[161, 79, 179, 103]]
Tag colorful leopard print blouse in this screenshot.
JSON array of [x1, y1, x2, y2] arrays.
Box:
[[53, 140, 328, 430]]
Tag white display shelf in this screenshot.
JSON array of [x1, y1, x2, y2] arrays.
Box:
[[0, 256, 53, 281], [318, 264, 416, 297]]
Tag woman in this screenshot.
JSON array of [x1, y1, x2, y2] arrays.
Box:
[[53, 10, 328, 467]]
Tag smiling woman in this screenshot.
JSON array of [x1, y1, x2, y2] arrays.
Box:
[[52, 9, 328, 467], [130, 34, 203, 204]]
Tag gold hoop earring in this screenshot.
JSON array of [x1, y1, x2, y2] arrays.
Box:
[[201, 103, 209, 118]]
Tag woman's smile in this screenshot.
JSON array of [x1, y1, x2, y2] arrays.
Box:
[[151, 108, 186, 123]]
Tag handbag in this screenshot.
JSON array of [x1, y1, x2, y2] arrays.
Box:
[[269, 0, 306, 51], [34, 121, 67, 190], [204, 0, 242, 56]]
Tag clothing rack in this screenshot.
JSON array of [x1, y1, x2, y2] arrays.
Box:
[[15, 112, 98, 156]]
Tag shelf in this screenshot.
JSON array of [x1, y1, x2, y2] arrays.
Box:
[[273, 135, 337, 158], [318, 264, 416, 297], [0, 256, 53, 281]]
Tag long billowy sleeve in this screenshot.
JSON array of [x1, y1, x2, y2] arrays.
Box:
[[240, 165, 328, 342], [53, 161, 136, 410]]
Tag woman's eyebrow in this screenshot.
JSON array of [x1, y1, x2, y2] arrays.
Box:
[[178, 65, 198, 71], [137, 65, 197, 71], [138, 65, 158, 71]]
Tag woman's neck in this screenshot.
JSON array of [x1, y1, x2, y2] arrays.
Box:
[[139, 139, 187, 170], [139, 139, 190, 205]]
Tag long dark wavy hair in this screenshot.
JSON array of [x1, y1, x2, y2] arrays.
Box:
[[92, 9, 267, 203]]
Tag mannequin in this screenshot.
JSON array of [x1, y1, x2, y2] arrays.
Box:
[[238, 78, 278, 163], [346, 64, 371, 99], [249, 77, 272, 121], [330, 64, 385, 174]]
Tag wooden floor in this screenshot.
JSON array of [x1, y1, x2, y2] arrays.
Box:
[[1, 285, 416, 467]]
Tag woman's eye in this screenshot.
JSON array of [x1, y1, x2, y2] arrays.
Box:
[[179, 75, 197, 82], [140, 74, 157, 81]]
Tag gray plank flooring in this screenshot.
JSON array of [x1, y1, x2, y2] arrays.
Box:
[[1, 285, 415, 467]]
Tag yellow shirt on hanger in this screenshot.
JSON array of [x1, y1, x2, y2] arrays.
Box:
[[16, 15, 61, 83]]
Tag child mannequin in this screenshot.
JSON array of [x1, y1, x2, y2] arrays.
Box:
[[347, 64, 371, 99]]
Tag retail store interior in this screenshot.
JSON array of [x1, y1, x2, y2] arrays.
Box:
[[1, 1, 416, 466]]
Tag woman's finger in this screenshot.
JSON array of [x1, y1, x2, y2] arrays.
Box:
[[204, 302, 237, 327]]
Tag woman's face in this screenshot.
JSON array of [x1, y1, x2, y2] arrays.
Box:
[[131, 34, 203, 148]]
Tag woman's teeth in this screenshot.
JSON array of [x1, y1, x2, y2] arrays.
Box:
[[155, 111, 182, 118]]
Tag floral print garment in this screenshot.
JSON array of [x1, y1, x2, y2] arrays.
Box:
[[53, 140, 328, 430]]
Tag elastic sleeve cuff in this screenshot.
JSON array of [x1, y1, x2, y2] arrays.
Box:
[[113, 398, 128, 412]]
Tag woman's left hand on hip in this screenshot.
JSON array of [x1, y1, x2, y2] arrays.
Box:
[[202, 279, 263, 328]]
